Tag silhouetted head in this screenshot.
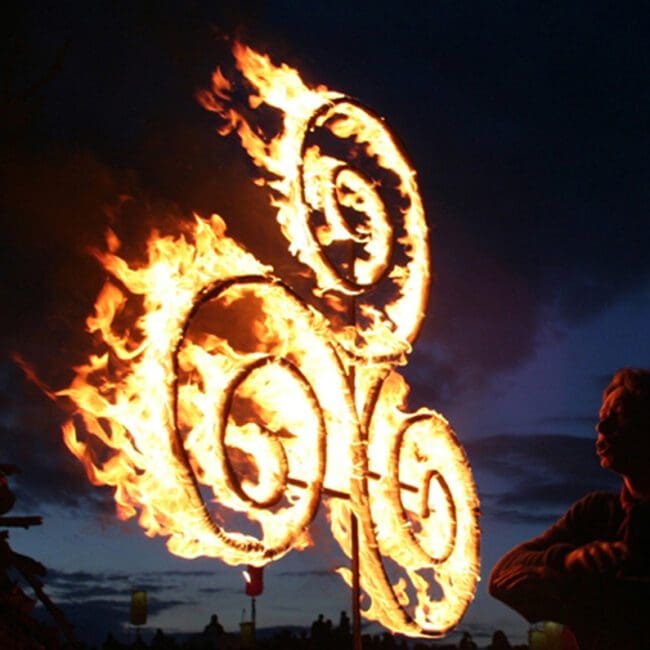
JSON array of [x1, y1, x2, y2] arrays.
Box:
[[491, 629, 511, 649], [596, 368, 650, 482]]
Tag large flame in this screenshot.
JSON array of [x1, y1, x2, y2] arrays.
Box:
[[61, 43, 480, 636]]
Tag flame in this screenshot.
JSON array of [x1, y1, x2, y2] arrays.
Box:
[[61, 44, 480, 637]]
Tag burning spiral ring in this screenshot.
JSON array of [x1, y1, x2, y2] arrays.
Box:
[[291, 99, 431, 361], [364, 408, 480, 634], [299, 100, 400, 293], [172, 276, 359, 563]]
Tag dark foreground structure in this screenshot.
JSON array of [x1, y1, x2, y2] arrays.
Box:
[[0, 463, 80, 649]]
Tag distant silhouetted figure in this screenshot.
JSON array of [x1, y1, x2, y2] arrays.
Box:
[[131, 629, 147, 649], [152, 627, 176, 649], [488, 629, 511, 650], [102, 632, 125, 650], [337, 609, 351, 641], [458, 631, 477, 650], [310, 613, 327, 649], [203, 613, 224, 649], [490, 368, 650, 649]]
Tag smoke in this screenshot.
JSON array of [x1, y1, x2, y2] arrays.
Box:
[[2, 1, 649, 521]]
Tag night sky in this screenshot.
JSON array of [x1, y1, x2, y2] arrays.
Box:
[[2, 2, 649, 647]]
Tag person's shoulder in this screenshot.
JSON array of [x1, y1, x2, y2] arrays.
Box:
[[574, 490, 619, 504], [564, 490, 622, 523], [569, 490, 619, 511]]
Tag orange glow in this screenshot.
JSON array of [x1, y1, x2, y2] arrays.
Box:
[[61, 43, 480, 637]]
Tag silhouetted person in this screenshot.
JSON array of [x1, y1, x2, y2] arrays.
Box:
[[489, 368, 650, 649], [203, 613, 224, 649], [458, 631, 477, 650], [131, 629, 147, 649], [310, 613, 326, 649], [152, 627, 175, 649], [487, 629, 511, 650], [337, 609, 351, 642], [102, 632, 125, 650]]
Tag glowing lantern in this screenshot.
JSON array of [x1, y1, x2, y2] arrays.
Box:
[[130, 590, 147, 626], [59, 43, 480, 637], [240, 621, 255, 648], [244, 565, 264, 597]]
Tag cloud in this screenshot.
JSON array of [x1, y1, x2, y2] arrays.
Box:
[[47, 569, 100, 583], [197, 586, 230, 595], [466, 433, 602, 481], [47, 568, 167, 598], [46, 567, 227, 597], [159, 569, 219, 578], [36, 596, 190, 648], [33, 566, 204, 645], [535, 415, 595, 429], [276, 569, 337, 578], [32, 598, 127, 647], [465, 433, 619, 524], [0, 363, 115, 515]]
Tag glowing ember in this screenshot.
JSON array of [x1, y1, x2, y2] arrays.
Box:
[[61, 44, 480, 637]]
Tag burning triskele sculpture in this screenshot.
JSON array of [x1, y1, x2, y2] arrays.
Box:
[[61, 43, 480, 637]]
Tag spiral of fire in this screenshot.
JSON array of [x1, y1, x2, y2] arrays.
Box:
[[61, 43, 480, 638]]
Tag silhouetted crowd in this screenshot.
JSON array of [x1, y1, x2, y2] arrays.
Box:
[[96, 614, 526, 650]]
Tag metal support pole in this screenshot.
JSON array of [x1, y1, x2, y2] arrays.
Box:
[[251, 596, 256, 628], [351, 512, 362, 650], [348, 248, 362, 650]]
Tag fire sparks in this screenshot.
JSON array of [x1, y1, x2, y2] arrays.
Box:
[[61, 44, 480, 637]]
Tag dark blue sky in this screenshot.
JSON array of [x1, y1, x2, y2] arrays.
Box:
[[1, 2, 649, 646]]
